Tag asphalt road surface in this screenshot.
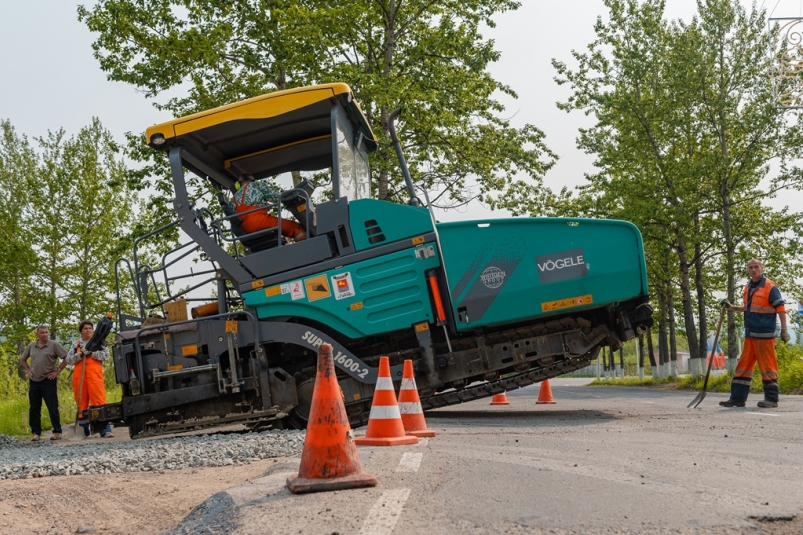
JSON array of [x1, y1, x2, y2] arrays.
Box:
[[169, 380, 803, 534]]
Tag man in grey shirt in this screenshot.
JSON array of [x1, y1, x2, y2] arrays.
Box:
[[19, 325, 68, 441]]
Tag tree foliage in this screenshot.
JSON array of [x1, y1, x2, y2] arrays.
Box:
[[551, 0, 803, 372], [0, 119, 139, 355], [77, 0, 556, 211]]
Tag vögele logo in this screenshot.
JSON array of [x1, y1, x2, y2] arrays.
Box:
[[537, 255, 584, 272], [480, 266, 506, 289], [535, 248, 588, 285]]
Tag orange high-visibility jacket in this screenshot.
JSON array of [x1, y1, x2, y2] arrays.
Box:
[[742, 276, 786, 339]]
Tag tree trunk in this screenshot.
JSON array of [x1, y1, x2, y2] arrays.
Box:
[[638, 331, 646, 378], [657, 290, 668, 378], [647, 327, 657, 369], [694, 240, 707, 379], [668, 291, 678, 377], [722, 185, 737, 361], [676, 239, 700, 364], [376, 0, 397, 201], [14, 267, 26, 378]]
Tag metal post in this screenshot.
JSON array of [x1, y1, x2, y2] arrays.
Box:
[[636, 340, 643, 380]]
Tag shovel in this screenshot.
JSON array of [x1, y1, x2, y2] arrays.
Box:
[[64, 353, 88, 441], [688, 304, 727, 409]]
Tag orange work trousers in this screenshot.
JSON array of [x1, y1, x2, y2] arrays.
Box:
[[239, 210, 307, 241], [734, 338, 779, 382], [730, 337, 779, 402], [72, 358, 107, 418]]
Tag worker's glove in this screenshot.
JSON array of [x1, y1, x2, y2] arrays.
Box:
[[781, 328, 791, 343], [719, 299, 731, 309], [80, 348, 93, 358]]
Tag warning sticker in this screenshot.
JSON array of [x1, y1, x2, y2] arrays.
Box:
[[331, 272, 356, 300], [304, 275, 331, 302], [288, 280, 305, 301], [541, 294, 593, 313], [280, 284, 290, 294], [265, 285, 282, 298]]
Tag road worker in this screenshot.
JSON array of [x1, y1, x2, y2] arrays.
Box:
[[66, 320, 113, 437], [19, 325, 68, 441], [228, 173, 307, 241], [719, 258, 789, 408]]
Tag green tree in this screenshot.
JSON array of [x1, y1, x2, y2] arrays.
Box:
[[37, 119, 138, 330], [77, 0, 556, 211], [550, 0, 803, 376], [0, 121, 43, 355]]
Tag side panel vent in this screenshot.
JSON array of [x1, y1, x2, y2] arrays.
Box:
[[364, 219, 386, 244]]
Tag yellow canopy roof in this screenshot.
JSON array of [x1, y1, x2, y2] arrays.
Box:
[[145, 83, 376, 181]]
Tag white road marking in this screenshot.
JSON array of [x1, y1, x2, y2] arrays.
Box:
[[745, 411, 779, 417], [359, 488, 411, 535], [396, 452, 423, 472], [416, 437, 429, 447]]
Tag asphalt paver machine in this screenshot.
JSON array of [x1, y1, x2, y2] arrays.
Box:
[[91, 83, 652, 438]]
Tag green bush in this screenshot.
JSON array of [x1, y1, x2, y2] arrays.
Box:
[[776, 342, 803, 394]]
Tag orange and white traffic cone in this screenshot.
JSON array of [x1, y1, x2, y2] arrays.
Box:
[[490, 375, 510, 405], [490, 393, 510, 405], [398, 360, 436, 438], [536, 379, 556, 404], [355, 356, 419, 446], [286, 343, 377, 494]]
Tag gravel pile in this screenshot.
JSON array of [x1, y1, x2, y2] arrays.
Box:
[[0, 430, 304, 480]]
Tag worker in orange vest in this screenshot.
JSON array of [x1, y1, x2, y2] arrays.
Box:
[[228, 174, 306, 241], [720, 258, 789, 408], [66, 320, 113, 438]]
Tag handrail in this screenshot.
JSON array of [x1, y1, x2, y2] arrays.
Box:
[[114, 258, 143, 322]]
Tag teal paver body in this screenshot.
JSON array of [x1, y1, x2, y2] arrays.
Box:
[[437, 218, 648, 331], [243, 246, 441, 339], [245, 209, 648, 339]]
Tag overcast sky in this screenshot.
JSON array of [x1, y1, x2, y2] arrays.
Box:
[[0, 0, 792, 222]]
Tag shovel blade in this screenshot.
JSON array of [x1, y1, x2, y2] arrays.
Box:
[[63, 424, 84, 442], [688, 390, 706, 409]]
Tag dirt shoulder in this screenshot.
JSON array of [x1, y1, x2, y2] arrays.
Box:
[[0, 457, 286, 535]]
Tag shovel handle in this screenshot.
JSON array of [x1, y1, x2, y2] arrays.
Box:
[[73, 354, 88, 434], [701, 305, 727, 390], [691, 305, 728, 409]]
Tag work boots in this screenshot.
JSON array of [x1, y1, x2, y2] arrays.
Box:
[[757, 400, 778, 408], [718, 399, 745, 407]]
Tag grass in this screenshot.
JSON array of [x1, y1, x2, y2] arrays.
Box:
[[0, 363, 121, 439], [590, 341, 803, 395]]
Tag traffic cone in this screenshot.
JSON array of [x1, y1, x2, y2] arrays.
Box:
[[490, 375, 510, 405], [536, 379, 556, 404], [490, 392, 510, 405], [490, 393, 510, 405], [286, 343, 377, 494], [398, 360, 436, 438], [355, 356, 419, 446]]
